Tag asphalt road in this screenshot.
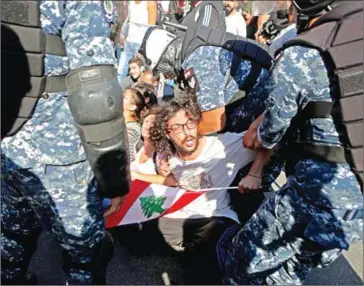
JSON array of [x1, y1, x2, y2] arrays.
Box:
[[28, 231, 363, 285]]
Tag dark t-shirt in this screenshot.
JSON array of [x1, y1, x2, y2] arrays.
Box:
[[242, 0, 257, 39], [246, 17, 258, 40]]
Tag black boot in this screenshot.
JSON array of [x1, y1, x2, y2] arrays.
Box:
[[62, 232, 114, 285], [1, 228, 42, 285]]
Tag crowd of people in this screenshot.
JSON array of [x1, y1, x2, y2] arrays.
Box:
[[113, 0, 296, 69], [110, 0, 363, 284], [1, 0, 362, 285]]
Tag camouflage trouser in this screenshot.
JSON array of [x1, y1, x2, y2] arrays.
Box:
[[223, 182, 363, 285], [1, 155, 111, 285]]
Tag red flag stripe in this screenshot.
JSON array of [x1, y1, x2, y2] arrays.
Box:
[[105, 180, 150, 228], [161, 190, 205, 216]]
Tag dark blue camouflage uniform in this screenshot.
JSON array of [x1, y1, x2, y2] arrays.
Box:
[[1, 1, 118, 284], [181, 46, 284, 192], [224, 46, 364, 284]]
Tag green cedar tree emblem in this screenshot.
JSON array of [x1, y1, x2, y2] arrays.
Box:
[[104, 0, 113, 14], [139, 195, 167, 218]]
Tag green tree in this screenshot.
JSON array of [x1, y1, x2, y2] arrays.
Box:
[[139, 195, 167, 218]]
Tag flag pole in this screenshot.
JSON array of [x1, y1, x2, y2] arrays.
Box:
[[194, 186, 240, 191]]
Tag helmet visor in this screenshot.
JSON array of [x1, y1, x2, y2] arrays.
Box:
[[138, 27, 177, 71], [251, 1, 291, 16]]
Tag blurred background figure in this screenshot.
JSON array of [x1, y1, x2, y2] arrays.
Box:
[[241, 1, 258, 39], [256, 2, 294, 40], [249, 0, 296, 54], [130, 105, 161, 160], [135, 82, 159, 107], [140, 70, 174, 102], [120, 58, 145, 92], [167, 0, 201, 23], [140, 70, 159, 91], [225, 0, 246, 37], [117, 0, 158, 82], [113, 1, 129, 63], [122, 88, 146, 162], [157, 0, 170, 23], [251, 0, 292, 43]]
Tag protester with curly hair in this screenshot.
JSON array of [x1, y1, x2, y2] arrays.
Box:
[[132, 90, 271, 283], [130, 106, 177, 187]]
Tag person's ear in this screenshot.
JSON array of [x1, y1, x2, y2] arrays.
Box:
[[128, 104, 137, 111], [140, 66, 145, 72]]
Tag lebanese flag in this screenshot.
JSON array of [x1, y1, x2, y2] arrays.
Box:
[[105, 180, 206, 228]]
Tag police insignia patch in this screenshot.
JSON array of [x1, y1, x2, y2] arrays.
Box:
[[184, 67, 200, 91], [103, 0, 114, 21]]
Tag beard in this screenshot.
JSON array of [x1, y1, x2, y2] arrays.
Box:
[[172, 135, 199, 156], [225, 6, 233, 16], [131, 73, 140, 81]]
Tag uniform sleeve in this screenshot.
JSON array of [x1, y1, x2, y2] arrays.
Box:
[[257, 46, 314, 149], [42, 1, 116, 70]]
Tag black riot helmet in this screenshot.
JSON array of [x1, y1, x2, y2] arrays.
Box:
[[292, 0, 338, 32]]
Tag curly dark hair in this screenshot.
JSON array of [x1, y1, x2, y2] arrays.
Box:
[[134, 82, 158, 108], [149, 89, 201, 158], [140, 104, 162, 125]]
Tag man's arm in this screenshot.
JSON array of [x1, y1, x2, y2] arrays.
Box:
[[257, 46, 314, 150], [238, 148, 272, 194], [243, 113, 264, 149], [132, 171, 178, 187], [147, 1, 158, 25], [255, 13, 270, 40], [239, 47, 314, 192]]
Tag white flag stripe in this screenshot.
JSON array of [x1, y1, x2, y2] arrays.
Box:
[[120, 184, 187, 226]]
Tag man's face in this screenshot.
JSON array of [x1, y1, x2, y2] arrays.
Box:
[[129, 63, 142, 80], [225, 0, 238, 15], [167, 110, 199, 156], [242, 10, 253, 21]]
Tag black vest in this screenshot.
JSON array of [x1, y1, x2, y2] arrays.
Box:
[[1, 1, 67, 138], [278, 1, 363, 188], [178, 0, 273, 102]]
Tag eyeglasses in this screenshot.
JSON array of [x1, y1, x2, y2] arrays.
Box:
[[167, 119, 197, 135]]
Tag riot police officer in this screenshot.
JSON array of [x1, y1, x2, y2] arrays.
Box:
[[1, 1, 130, 284], [224, 0, 363, 284]]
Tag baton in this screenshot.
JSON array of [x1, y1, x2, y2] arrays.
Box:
[[163, 21, 188, 32]]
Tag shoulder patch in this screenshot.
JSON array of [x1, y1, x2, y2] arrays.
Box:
[[184, 67, 200, 91], [103, 0, 114, 21], [184, 67, 193, 80]]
